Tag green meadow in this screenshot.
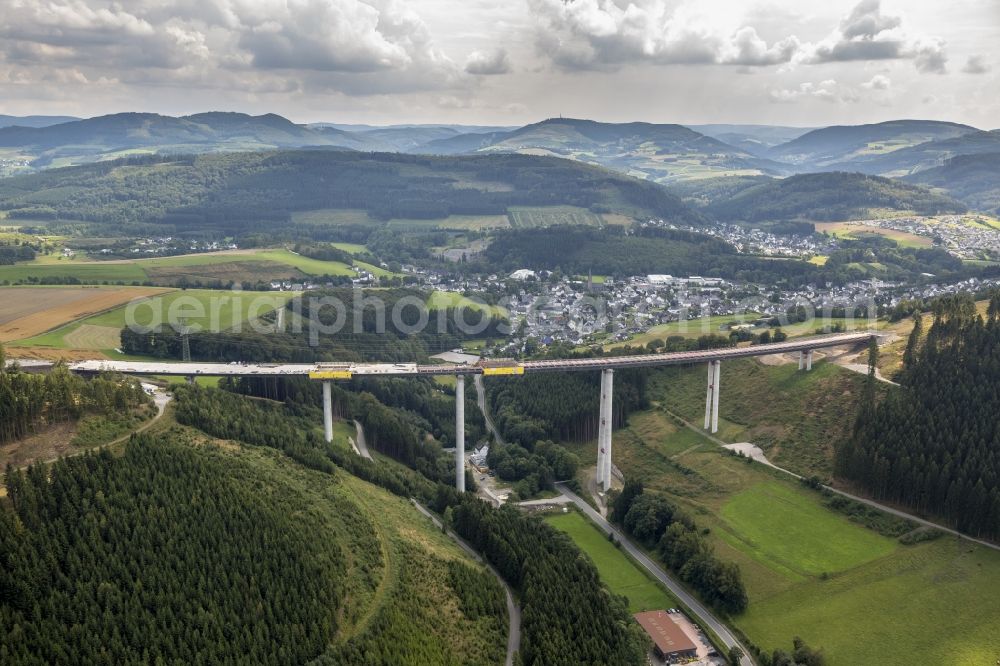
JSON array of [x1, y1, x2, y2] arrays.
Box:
[[544, 510, 677, 613], [597, 376, 1000, 665]]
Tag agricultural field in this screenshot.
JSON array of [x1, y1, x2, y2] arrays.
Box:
[[291, 208, 383, 228], [9, 288, 297, 353], [387, 214, 509, 232], [427, 290, 508, 318], [544, 510, 677, 613], [293, 208, 509, 232], [601, 403, 1000, 665], [814, 221, 933, 248], [0, 286, 172, 342], [507, 205, 605, 228], [0, 247, 392, 285]]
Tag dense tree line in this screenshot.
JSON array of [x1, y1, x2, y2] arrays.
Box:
[[0, 244, 34, 264], [0, 436, 345, 664], [486, 351, 649, 445], [449, 500, 647, 665], [486, 439, 579, 498], [0, 349, 148, 444], [837, 293, 1000, 539], [611, 480, 749, 615]]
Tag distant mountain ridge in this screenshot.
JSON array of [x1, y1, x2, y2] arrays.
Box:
[[411, 117, 790, 183], [0, 112, 996, 215], [0, 114, 80, 129], [767, 119, 978, 170]]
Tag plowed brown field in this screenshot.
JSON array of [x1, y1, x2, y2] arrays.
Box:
[[0, 286, 173, 342]]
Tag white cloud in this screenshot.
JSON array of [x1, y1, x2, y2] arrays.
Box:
[[720, 27, 801, 66], [962, 54, 991, 74], [805, 0, 947, 73], [769, 79, 859, 104], [527, 0, 792, 70], [862, 74, 890, 90], [0, 0, 464, 95], [465, 48, 511, 75]]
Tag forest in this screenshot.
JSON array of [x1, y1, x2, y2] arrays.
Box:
[[611, 480, 749, 615], [448, 500, 647, 665], [0, 348, 149, 444], [0, 150, 699, 239], [485, 360, 649, 445], [166, 382, 650, 665], [837, 293, 1000, 539], [705, 171, 965, 222], [0, 244, 35, 264], [1, 437, 345, 665]]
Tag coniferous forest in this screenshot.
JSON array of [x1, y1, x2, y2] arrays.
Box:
[[1, 437, 345, 665], [838, 293, 1000, 539], [0, 347, 149, 444], [164, 384, 647, 665]]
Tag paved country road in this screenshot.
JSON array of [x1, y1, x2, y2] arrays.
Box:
[[554, 482, 754, 666]]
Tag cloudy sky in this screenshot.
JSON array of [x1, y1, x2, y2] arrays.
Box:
[[0, 0, 997, 128]]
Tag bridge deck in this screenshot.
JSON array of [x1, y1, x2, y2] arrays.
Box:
[[65, 332, 876, 378]]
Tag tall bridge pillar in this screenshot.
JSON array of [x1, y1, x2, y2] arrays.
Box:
[[456, 375, 466, 493], [597, 368, 614, 491], [798, 351, 805, 371], [704, 360, 721, 434], [322, 380, 333, 443], [806, 349, 813, 371]]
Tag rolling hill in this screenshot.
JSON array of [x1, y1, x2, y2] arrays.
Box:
[[905, 152, 1000, 214], [838, 129, 1000, 177], [0, 114, 80, 129], [412, 117, 790, 183], [767, 120, 978, 171], [0, 112, 362, 167], [705, 172, 966, 222], [0, 150, 703, 236]]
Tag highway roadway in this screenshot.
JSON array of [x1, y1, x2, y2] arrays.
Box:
[[64, 331, 876, 378], [554, 482, 753, 666]]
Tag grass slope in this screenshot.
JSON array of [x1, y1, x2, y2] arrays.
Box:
[[599, 406, 1000, 665], [545, 510, 677, 612], [647, 359, 876, 477]]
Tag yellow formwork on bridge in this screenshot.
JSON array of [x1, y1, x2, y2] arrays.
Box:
[[481, 365, 525, 376], [309, 370, 353, 380]]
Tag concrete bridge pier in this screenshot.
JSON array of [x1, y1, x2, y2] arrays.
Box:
[[322, 380, 334, 443], [704, 360, 721, 434], [806, 349, 813, 371], [597, 368, 614, 491], [456, 375, 466, 493], [798, 350, 814, 371]]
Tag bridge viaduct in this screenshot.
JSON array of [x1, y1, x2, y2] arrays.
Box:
[[68, 331, 876, 493]]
